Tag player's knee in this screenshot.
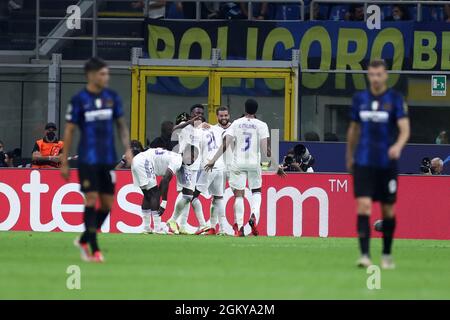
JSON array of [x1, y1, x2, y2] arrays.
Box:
[[251, 188, 261, 193], [233, 189, 244, 197], [84, 192, 98, 207], [357, 199, 372, 215], [381, 204, 395, 218]]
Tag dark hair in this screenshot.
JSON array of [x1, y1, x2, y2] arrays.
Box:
[[304, 131, 320, 141], [245, 99, 258, 115], [161, 120, 174, 129], [190, 104, 205, 113], [84, 57, 108, 74], [216, 106, 229, 115], [368, 59, 388, 70], [130, 140, 144, 156]]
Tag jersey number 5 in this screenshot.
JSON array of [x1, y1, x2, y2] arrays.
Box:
[[242, 132, 252, 152]]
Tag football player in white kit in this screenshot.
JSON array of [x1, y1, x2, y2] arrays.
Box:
[[205, 99, 274, 236], [192, 106, 232, 235], [166, 104, 207, 234], [131, 147, 183, 234]]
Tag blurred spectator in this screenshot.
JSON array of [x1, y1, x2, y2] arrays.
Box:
[[310, 2, 326, 20], [345, 4, 364, 21], [31, 122, 64, 169], [281, 144, 315, 173], [240, 2, 268, 20], [385, 4, 410, 21], [149, 120, 177, 150], [437, 130, 449, 144], [445, 5, 450, 23], [219, 2, 245, 19], [430, 157, 444, 175], [324, 132, 339, 142], [131, 1, 166, 19], [304, 131, 320, 141], [0, 140, 7, 167], [8, 0, 23, 12], [436, 130, 449, 144], [420, 157, 444, 175]]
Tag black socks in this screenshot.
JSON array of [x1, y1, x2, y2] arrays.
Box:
[[80, 206, 99, 253], [382, 217, 396, 255], [96, 209, 110, 229], [357, 215, 370, 256]]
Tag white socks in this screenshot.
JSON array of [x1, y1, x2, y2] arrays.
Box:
[[192, 197, 207, 228], [234, 196, 244, 228], [142, 209, 152, 232], [152, 211, 161, 231], [250, 192, 261, 217], [212, 198, 225, 232]]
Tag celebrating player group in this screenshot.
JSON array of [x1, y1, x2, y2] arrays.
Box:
[[62, 57, 409, 270]]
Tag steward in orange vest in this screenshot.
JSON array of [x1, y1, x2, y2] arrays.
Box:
[[31, 122, 64, 169]]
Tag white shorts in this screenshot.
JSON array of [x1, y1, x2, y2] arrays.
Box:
[[196, 169, 224, 197], [131, 156, 156, 190], [176, 165, 198, 192], [228, 166, 262, 190]]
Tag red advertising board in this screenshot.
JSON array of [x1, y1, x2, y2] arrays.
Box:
[[0, 169, 449, 239]]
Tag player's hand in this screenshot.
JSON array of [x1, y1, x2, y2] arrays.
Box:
[[388, 144, 402, 160], [200, 122, 211, 129], [187, 115, 200, 125], [276, 165, 287, 178], [60, 162, 70, 181], [204, 161, 214, 172]]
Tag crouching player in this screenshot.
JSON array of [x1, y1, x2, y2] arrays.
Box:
[[131, 147, 182, 234]]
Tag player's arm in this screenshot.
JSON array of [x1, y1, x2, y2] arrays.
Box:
[[172, 116, 200, 131], [388, 118, 410, 160], [158, 168, 174, 215], [204, 134, 232, 171], [346, 121, 360, 173], [115, 117, 132, 165], [60, 122, 76, 180]]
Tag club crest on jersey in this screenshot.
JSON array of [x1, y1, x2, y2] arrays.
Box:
[[383, 103, 392, 111], [371, 101, 379, 111], [95, 98, 102, 109]]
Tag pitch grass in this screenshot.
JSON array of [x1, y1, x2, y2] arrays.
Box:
[[1, 231, 450, 299]]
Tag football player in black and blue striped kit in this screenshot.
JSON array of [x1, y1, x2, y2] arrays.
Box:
[[346, 59, 410, 269], [61, 57, 132, 263]]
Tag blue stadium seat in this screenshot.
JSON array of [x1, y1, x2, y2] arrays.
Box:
[[166, 2, 184, 19], [428, 6, 445, 22], [274, 4, 301, 20], [328, 5, 350, 21], [381, 5, 393, 20]]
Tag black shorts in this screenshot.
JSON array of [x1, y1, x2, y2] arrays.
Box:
[[353, 164, 398, 204], [78, 164, 116, 194]]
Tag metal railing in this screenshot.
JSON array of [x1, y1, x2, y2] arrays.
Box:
[[310, 0, 450, 21], [35, 0, 305, 60]]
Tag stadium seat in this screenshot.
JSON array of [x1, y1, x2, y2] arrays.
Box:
[[274, 4, 301, 20], [166, 2, 184, 19]]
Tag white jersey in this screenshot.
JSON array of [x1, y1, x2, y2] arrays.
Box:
[[200, 125, 225, 170], [131, 148, 182, 189], [226, 117, 269, 170], [215, 123, 233, 171], [178, 124, 203, 170], [136, 148, 182, 176]]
